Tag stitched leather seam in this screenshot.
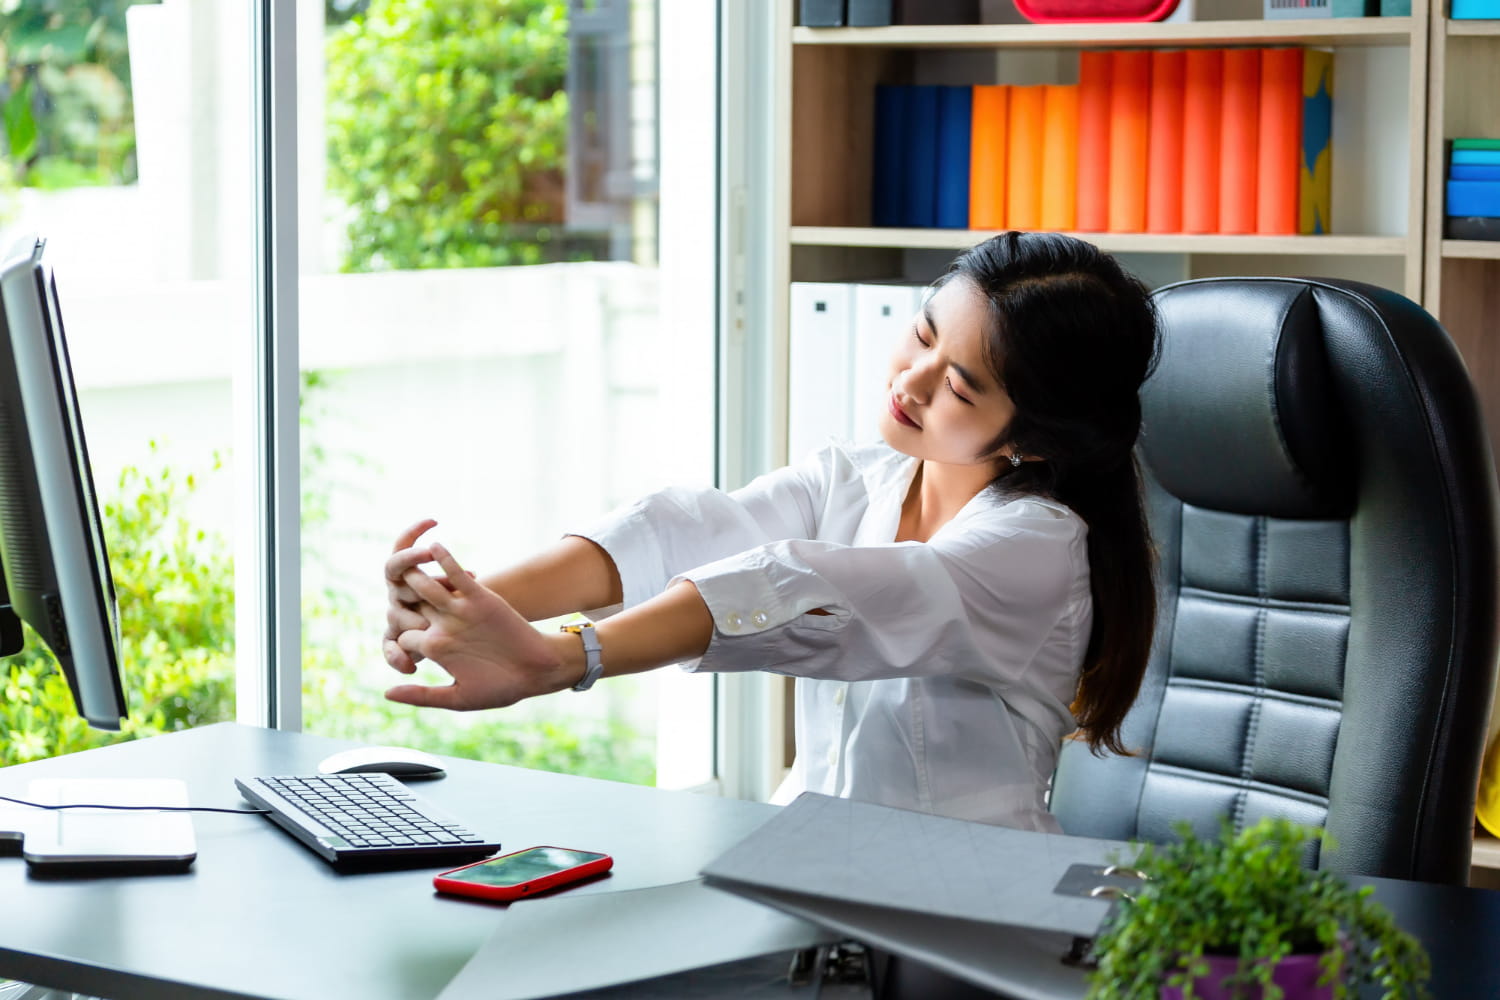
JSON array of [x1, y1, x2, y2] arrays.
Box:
[[1150, 762, 1331, 810], [1233, 520, 1267, 830], [1177, 586, 1349, 616], [1166, 677, 1341, 713], [1138, 496, 1189, 839]]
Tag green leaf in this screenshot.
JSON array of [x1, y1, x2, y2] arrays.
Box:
[[3, 77, 37, 162]]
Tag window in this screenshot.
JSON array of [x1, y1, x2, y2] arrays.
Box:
[[2, 0, 720, 792], [0, 0, 251, 763], [298, 0, 717, 788]]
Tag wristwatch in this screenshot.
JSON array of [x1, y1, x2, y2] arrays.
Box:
[[560, 622, 604, 692]]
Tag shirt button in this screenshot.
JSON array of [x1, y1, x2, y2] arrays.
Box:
[[723, 613, 743, 633], [826, 747, 839, 767], [751, 610, 769, 628], [833, 686, 846, 706]]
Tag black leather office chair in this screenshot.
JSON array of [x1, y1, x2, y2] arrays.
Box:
[[1050, 276, 1500, 887]]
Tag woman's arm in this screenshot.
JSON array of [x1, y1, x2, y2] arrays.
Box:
[[384, 542, 712, 710]]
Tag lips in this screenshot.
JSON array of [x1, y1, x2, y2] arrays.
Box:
[[889, 395, 920, 429]]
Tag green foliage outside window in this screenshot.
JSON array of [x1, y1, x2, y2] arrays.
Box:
[[0, 0, 145, 189], [0, 458, 235, 763], [0, 445, 654, 786], [325, 0, 578, 272]]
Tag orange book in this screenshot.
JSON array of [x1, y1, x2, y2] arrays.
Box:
[[1006, 85, 1047, 231], [1040, 85, 1080, 231], [1257, 47, 1303, 235], [969, 85, 1009, 230], [1107, 50, 1151, 233], [1146, 50, 1186, 234], [1182, 49, 1222, 234], [1219, 47, 1261, 235], [1076, 50, 1112, 232]]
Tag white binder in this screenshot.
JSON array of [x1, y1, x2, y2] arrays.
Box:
[[851, 283, 925, 445], [788, 282, 855, 463]]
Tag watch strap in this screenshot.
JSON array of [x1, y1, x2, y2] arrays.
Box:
[[561, 622, 604, 692]]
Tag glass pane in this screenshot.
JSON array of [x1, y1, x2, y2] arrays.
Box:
[[300, 0, 716, 787], [0, 0, 251, 764]]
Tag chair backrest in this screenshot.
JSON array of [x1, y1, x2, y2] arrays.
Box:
[[1050, 276, 1500, 886]]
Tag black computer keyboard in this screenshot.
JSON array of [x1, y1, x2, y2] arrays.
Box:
[[235, 773, 500, 866]]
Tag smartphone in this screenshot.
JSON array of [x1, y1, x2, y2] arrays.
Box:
[[434, 846, 613, 902]]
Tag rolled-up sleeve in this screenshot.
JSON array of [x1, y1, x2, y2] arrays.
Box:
[[569, 447, 842, 617], [675, 503, 1088, 689]]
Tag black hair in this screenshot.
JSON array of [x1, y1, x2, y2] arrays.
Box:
[[938, 231, 1160, 756]]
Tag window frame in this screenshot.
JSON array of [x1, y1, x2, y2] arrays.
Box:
[[240, 0, 782, 797]]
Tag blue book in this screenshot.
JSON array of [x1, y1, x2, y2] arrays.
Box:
[[1452, 149, 1500, 166], [904, 85, 941, 229], [872, 86, 910, 227], [1446, 180, 1500, 217], [1452, 164, 1500, 181], [934, 86, 972, 230]]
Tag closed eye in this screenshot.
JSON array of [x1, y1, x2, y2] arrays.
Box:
[[946, 376, 972, 404], [913, 325, 930, 347]]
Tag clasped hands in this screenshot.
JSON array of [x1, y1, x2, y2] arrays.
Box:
[[382, 519, 576, 710]]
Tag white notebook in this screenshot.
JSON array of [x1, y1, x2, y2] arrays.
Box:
[[20, 777, 196, 873]]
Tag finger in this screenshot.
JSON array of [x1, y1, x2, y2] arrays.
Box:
[[403, 566, 455, 610], [384, 682, 466, 710], [428, 544, 485, 597], [383, 638, 419, 674], [393, 518, 438, 554], [385, 545, 435, 588], [387, 604, 429, 634]]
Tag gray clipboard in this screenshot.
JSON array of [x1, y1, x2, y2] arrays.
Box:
[[700, 793, 1141, 997]]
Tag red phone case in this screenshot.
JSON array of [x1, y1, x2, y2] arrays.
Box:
[[1013, 0, 1180, 22], [433, 846, 613, 902]]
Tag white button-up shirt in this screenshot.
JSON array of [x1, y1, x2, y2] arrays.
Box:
[[577, 442, 1092, 833]]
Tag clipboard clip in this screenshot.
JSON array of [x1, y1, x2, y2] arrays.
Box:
[[1052, 862, 1150, 969]]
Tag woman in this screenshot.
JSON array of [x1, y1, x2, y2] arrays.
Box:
[[382, 231, 1160, 833]]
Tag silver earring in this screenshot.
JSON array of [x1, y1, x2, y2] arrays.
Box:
[[1009, 452, 1023, 468]]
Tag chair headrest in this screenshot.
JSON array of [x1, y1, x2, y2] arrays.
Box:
[[1142, 279, 1355, 519]]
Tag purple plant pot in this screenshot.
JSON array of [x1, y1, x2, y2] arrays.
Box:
[[1159, 952, 1335, 1000]]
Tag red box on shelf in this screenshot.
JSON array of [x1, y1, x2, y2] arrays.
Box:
[[1012, 0, 1180, 21]]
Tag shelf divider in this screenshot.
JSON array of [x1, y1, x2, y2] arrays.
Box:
[[791, 226, 1410, 256], [792, 18, 1415, 49]]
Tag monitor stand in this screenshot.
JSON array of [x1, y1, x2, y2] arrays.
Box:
[[2, 778, 196, 875]]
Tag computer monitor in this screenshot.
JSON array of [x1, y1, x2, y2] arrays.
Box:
[[0, 234, 125, 730]]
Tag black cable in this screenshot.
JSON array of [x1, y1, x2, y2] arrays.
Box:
[[0, 792, 270, 815]]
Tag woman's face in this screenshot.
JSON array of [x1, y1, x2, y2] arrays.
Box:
[[879, 277, 1018, 470]]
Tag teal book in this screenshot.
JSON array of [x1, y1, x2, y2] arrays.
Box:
[[1332, 0, 1376, 13], [1378, 0, 1410, 13]]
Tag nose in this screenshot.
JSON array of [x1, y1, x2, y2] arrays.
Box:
[[895, 353, 943, 404]]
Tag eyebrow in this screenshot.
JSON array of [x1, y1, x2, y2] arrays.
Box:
[[923, 303, 990, 395]]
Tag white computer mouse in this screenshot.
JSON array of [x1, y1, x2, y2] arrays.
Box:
[[316, 745, 447, 779]]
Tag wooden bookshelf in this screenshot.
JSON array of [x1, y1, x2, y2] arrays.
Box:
[[774, 0, 1500, 879]]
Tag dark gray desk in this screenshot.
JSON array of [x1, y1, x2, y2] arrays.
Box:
[[4, 724, 1500, 1000], [0, 723, 784, 1000]]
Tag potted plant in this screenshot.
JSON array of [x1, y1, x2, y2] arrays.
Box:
[[1084, 816, 1430, 1000]]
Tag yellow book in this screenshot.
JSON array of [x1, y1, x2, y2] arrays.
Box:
[[1299, 49, 1334, 235]]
